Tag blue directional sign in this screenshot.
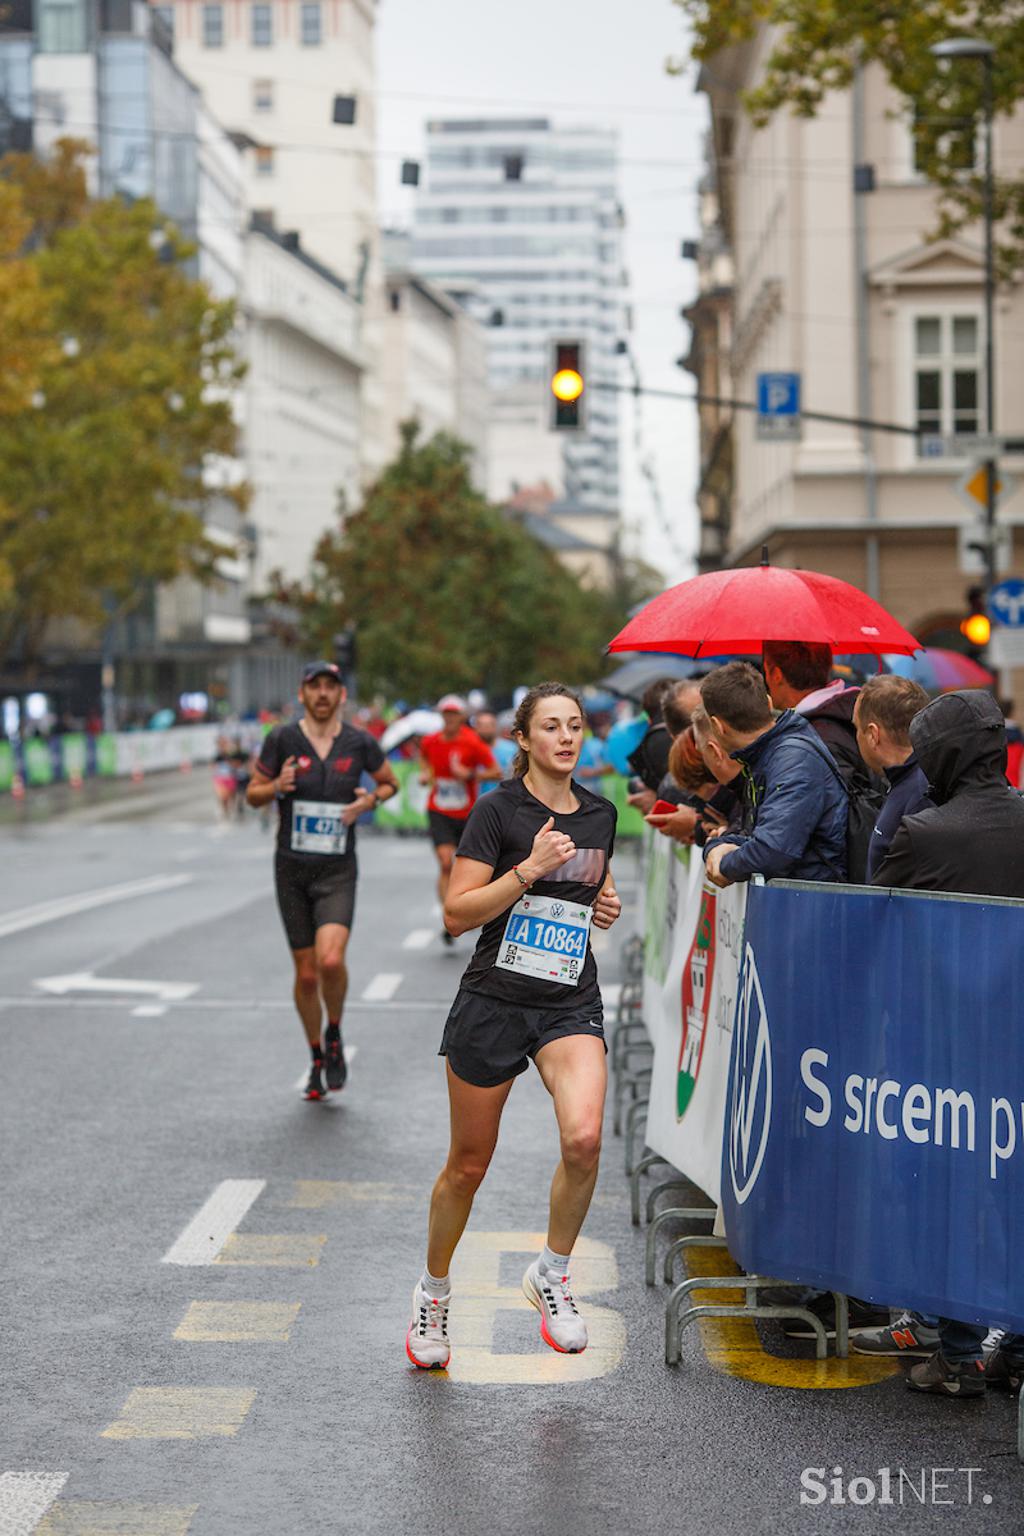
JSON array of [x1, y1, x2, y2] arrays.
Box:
[[989, 578, 1024, 628], [756, 372, 801, 441]]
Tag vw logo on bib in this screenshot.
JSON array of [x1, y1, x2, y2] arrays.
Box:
[[549, 901, 565, 920]]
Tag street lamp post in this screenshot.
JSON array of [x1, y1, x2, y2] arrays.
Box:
[[930, 37, 997, 603]]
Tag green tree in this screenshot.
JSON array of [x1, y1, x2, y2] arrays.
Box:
[[0, 141, 246, 670], [271, 424, 635, 702], [673, 0, 1024, 274]]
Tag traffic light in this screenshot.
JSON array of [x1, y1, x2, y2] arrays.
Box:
[[960, 586, 991, 653], [333, 627, 358, 679], [550, 340, 585, 431]]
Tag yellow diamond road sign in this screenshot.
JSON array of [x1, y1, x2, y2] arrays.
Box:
[[955, 462, 1016, 515]]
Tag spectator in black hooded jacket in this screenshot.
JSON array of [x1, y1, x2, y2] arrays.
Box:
[[873, 689, 1024, 1399]]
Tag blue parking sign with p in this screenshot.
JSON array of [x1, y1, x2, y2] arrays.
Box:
[[757, 372, 800, 416]]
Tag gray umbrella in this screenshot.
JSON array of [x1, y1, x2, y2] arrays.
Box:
[[598, 653, 720, 701]]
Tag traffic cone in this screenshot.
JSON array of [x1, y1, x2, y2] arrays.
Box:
[[131, 757, 144, 784], [11, 772, 25, 801], [69, 770, 84, 790]]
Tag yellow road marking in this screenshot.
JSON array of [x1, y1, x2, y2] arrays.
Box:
[[36, 1503, 198, 1535], [214, 1234, 325, 1267], [173, 1301, 300, 1342], [101, 1388, 256, 1440], [282, 1180, 409, 1208], [685, 1247, 899, 1388], [438, 1231, 625, 1386]]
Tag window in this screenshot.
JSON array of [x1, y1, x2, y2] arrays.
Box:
[[914, 312, 981, 447], [38, 0, 88, 52], [251, 3, 272, 46], [911, 105, 975, 178], [254, 146, 274, 177], [202, 3, 223, 46], [253, 79, 273, 112], [300, 1, 321, 45]]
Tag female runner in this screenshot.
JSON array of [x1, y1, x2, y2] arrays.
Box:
[[406, 682, 621, 1368]]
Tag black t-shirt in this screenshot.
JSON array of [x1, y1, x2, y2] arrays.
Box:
[[257, 719, 385, 861], [455, 776, 617, 1009]]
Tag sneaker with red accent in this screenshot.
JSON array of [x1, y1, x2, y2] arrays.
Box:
[[303, 1059, 326, 1101], [522, 1259, 588, 1354], [406, 1281, 451, 1370], [851, 1311, 941, 1357]]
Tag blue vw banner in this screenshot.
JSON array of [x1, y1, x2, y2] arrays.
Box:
[[721, 880, 1024, 1333]]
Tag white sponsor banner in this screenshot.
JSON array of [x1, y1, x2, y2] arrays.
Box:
[[642, 831, 747, 1203], [114, 724, 220, 777]]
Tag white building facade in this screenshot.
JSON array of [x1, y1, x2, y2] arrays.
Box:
[[411, 118, 627, 526], [243, 220, 364, 587], [371, 262, 488, 486], [153, 0, 377, 285], [694, 32, 1024, 694]]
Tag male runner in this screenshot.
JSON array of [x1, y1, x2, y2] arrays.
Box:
[[471, 709, 516, 793], [248, 662, 398, 1099], [420, 696, 498, 944]]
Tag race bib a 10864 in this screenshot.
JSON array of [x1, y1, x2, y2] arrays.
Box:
[[291, 799, 350, 855], [495, 893, 593, 986]]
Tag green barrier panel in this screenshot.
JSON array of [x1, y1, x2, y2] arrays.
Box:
[[375, 758, 429, 831], [373, 762, 644, 837], [95, 734, 117, 776], [600, 773, 645, 838], [23, 737, 54, 786], [0, 741, 13, 792], [61, 733, 88, 782]]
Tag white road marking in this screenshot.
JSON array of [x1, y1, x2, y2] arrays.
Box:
[[131, 1004, 168, 1018], [162, 1179, 266, 1266], [36, 973, 198, 1002], [402, 929, 435, 950], [0, 1471, 68, 1533], [293, 1046, 357, 1091], [361, 972, 402, 1002], [0, 874, 193, 942]]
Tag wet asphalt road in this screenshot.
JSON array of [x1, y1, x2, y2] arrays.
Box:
[[1, 774, 1022, 1535]]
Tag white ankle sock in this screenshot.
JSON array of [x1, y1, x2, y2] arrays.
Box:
[[540, 1244, 571, 1277], [421, 1268, 450, 1299]]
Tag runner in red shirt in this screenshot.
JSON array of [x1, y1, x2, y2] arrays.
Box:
[[420, 695, 499, 945]]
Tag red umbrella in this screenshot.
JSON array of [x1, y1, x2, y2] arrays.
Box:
[[609, 562, 920, 658]]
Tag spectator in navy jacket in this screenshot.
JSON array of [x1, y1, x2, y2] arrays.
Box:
[[699, 662, 848, 888], [853, 675, 932, 881]]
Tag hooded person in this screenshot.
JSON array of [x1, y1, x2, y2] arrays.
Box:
[[872, 689, 1024, 897], [871, 689, 1024, 1399]]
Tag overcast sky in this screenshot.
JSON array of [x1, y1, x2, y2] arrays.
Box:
[[375, 0, 708, 585]]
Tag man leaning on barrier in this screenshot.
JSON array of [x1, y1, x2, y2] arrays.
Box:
[[873, 689, 1024, 1399], [696, 663, 848, 890]]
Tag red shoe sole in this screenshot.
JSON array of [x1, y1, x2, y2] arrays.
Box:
[[405, 1331, 449, 1370]]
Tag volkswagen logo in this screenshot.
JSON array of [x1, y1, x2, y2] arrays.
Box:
[[728, 943, 772, 1206], [549, 901, 565, 919]]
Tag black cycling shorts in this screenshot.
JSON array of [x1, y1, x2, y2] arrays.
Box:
[[428, 810, 467, 849], [274, 854, 357, 950], [439, 985, 606, 1088]]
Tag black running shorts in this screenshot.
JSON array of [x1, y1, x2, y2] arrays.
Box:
[[274, 853, 357, 950], [428, 810, 467, 849], [439, 985, 606, 1088]]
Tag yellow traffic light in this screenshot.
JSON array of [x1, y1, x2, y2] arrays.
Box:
[[961, 612, 991, 647], [552, 368, 584, 404]]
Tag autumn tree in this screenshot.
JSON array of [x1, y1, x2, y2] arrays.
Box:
[[271, 425, 637, 703], [0, 141, 246, 670], [674, 0, 1024, 274]]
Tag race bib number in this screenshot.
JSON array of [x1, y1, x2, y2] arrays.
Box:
[[495, 893, 592, 986], [435, 777, 469, 811], [291, 799, 350, 855]]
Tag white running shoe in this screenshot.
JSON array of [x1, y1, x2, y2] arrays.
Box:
[[522, 1259, 588, 1354], [406, 1281, 451, 1369]]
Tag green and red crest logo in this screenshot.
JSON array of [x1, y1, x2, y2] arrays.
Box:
[[676, 886, 716, 1118]]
